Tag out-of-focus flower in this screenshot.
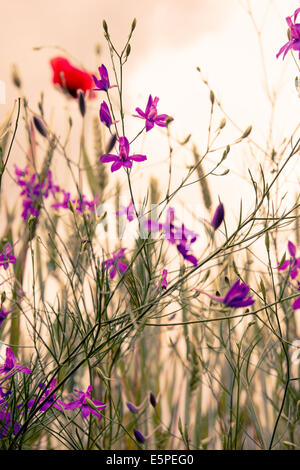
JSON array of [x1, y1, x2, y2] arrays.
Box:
[[149, 392, 157, 408], [145, 208, 198, 265], [158, 269, 168, 290], [104, 249, 128, 279], [293, 297, 300, 310], [50, 57, 94, 98], [277, 8, 300, 60], [27, 379, 66, 412], [116, 200, 137, 222], [100, 136, 147, 173], [15, 166, 60, 220], [99, 101, 118, 128], [0, 243, 16, 270], [196, 279, 255, 308], [92, 65, 117, 92], [126, 402, 138, 414], [0, 347, 32, 378], [64, 385, 106, 419], [211, 203, 225, 230], [0, 306, 12, 328], [278, 241, 300, 280], [0, 387, 11, 405], [133, 428, 146, 444], [0, 408, 20, 439], [134, 95, 169, 132]]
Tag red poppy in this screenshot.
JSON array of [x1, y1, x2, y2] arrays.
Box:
[[50, 57, 94, 98]]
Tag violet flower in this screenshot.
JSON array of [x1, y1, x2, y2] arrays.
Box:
[[0, 306, 11, 329], [0, 347, 32, 378], [134, 95, 169, 132], [211, 203, 225, 230], [160, 269, 168, 290], [99, 101, 118, 128], [104, 249, 128, 279], [196, 279, 255, 309], [27, 379, 66, 412], [0, 408, 20, 439], [293, 297, 300, 310], [277, 8, 300, 60], [92, 65, 117, 92], [278, 241, 300, 280], [100, 136, 147, 173], [64, 385, 106, 419], [133, 428, 146, 444], [116, 200, 136, 222], [0, 243, 16, 270]]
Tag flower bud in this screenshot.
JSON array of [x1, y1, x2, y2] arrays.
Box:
[[149, 392, 157, 408], [33, 116, 47, 138], [78, 90, 86, 117], [133, 428, 146, 444]]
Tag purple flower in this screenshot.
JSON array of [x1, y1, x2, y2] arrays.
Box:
[[116, 200, 137, 222], [27, 379, 66, 412], [104, 249, 128, 279], [0, 243, 16, 270], [92, 65, 117, 92], [51, 190, 71, 210], [278, 241, 300, 280], [15, 166, 60, 220], [277, 8, 300, 60], [133, 428, 146, 444], [211, 203, 225, 230], [0, 306, 11, 329], [134, 95, 169, 132], [100, 136, 147, 173], [0, 347, 32, 378], [99, 101, 118, 128], [177, 242, 198, 266], [126, 402, 138, 414], [149, 392, 157, 408], [197, 279, 255, 309], [158, 269, 168, 290], [0, 408, 20, 439], [64, 385, 106, 419], [293, 297, 300, 310]]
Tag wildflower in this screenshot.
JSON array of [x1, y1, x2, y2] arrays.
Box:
[[104, 249, 128, 279], [99, 101, 118, 128], [0, 387, 11, 405], [27, 379, 66, 412], [133, 428, 146, 444], [196, 279, 255, 308], [0, 306, 11, 329], [126, 402, 138, 414], [92, 64, 117, 92], [116, 200, 136, 222], [278, 241, 300, 280], [0, 408, 20, 439], [177, 242, 198, 266], [64, 385, 106, 419], [293, 297, 300, 310], [100, 136, 147, 173], [15, 166, 60, 220], [134, 95, 169, 132], [149, 392, 157, 408], [276, 8, 300, 60], [0, 347, 32, 378], [0, 243, 16, 270], [50, 57, 94, 98], [211, 202, 225, 230], [51, 190, 71, 210], [157, 269, 168, 290]]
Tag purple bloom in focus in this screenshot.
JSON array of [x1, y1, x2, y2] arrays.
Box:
[[0, 347, 32, 378], [211, 203, 225, 230], [100, 136, 147, 173], [134, 95, 169, 132], [99, 101, 118, 128], [278, 241, 300, 280], [197, 279, 255, 309], [27, 379, 66, 412], [277, 8, 300, 60], [0, 243, 16, 270], [64, 385, 106, 419], [104, 249, 128, 279], [92, 65, 117, 92], [0, 306, 11, 329], [133, 428, 146, 444], [116, 200, 137, 222]]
